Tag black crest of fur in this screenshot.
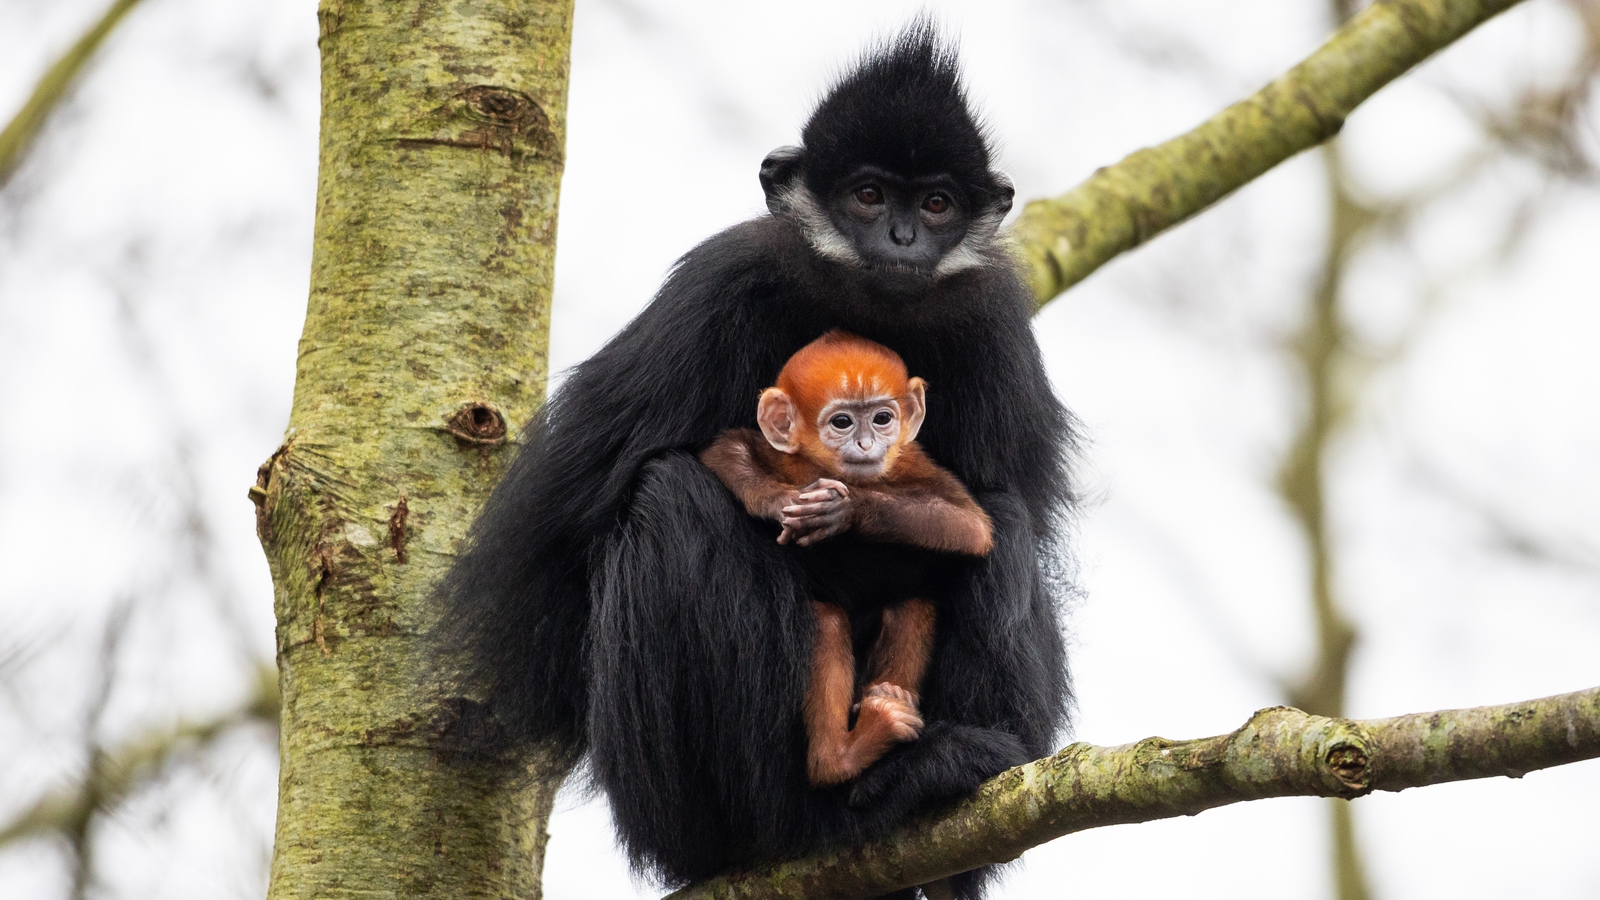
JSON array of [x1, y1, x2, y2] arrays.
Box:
[[434, 21, 1076, 900], [800, 23, 1003, 202]]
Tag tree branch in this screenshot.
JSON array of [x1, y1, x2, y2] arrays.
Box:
[[671, 686, 1600, 899], [0, 0, 146, 187], [1010, 0, 1529, 307], [0, 666, 277, 848]]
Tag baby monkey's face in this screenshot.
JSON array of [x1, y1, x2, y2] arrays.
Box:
[[814, 396, 903, 479]]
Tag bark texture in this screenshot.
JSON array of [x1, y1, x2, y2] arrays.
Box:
[[254, 2, 574, 898], [672, 687, 1600, 900], [1009, 0, 1529, 306]]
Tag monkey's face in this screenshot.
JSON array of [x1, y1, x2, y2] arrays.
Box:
[[814, 397, 904, 479], [824, 167, 973, 277], [758, 352, 927, 479], [760, 147, 1014, 286]]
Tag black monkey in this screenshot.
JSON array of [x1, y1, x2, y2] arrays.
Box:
[[438, 24, 1076, 899]]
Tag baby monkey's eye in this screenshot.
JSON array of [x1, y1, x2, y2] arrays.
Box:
[[872, 411, 893, 426], [830, 414, 853, 430]]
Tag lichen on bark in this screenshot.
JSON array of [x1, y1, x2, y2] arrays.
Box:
[[673, 687, 1600, 900], [255, 2, 575, 897]]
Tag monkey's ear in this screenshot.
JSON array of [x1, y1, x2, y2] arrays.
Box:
[[991, 173, 1016, 217], [757, 388, 803, 454], [759, 146, 804, 215], [902, 378, 928, 443]]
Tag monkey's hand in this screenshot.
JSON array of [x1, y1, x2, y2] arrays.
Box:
[[777, 478, 852, 546]]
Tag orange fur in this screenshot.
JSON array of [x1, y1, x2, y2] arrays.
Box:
[[777, 330, 912, 418]]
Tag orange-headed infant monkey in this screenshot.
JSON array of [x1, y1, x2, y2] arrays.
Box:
[[701, 330, 993, 787]]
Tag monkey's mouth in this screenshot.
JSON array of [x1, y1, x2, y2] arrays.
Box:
[[860, 255, 936, 276], [870, 262, 933, 277], [857, 260, 939, 290], [835, 460, 889, 480]]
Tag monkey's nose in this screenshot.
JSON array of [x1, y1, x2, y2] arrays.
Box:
[[889, 223, 916, 246]]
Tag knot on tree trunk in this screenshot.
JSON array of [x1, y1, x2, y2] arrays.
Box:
[[395, 85, 559, 159], [445, 403, 508, 446]]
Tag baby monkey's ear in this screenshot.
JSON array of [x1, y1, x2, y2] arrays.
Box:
[[757, 388, 803, 454], [901, 378, 928, 443]]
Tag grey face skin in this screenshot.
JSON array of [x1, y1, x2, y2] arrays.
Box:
[[815, 397, 905, 480], [824, 167, 972, 275]]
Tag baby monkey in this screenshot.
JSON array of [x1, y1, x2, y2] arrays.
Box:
[[701, 330, 993, 787]]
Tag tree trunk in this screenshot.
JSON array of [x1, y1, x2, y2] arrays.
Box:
[[253, 2, 574, 897]]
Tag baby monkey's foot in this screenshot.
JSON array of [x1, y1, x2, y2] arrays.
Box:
[[859, 683, 923, 742]]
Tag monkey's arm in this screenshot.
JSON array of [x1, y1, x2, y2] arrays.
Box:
[[700, 429, 802, 521], [850, 449, 993, 556], [851, 488, 993, 556]]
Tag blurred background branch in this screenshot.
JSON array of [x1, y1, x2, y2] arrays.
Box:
[[0, 668, 276, 852], [0, 666, 276, 900], [0, 0, 145, 187]]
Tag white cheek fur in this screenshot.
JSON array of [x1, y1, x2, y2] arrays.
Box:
[[778, 184, 864, 267], [933, 206, 1006, 278], [780, 183, 1005, 280]]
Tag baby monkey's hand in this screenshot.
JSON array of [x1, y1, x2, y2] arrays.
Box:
[[777, 478, 853, 546]]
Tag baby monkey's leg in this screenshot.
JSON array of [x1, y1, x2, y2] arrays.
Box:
[[864, 597, 936, 701], [805, 602, 922, 786], [865, 602, 952, 900]]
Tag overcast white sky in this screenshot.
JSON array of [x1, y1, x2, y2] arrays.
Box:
[[1, 0, 1597, 898]]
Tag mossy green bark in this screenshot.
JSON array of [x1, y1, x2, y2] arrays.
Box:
[[254, 2, 574, 897], [1010, 0, 1528, 307], [673, 687, 1600, 900]]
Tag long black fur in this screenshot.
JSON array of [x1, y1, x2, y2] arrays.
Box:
[[436, 25, 1076, 898]]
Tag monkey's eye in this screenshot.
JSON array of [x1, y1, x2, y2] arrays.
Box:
[[922, 193, 951, 214], [854, 185, 884, 206], [830, 414, 853, 430], [872, 411, 893, 426]]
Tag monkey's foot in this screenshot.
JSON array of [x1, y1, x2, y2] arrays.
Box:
[[864, 681, 921, 713], [848, 688, 924, 768], [810, 687, 924, 786]]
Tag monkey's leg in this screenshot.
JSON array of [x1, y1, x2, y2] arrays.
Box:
[[806, 602, 922, 786], [864, 597, 936, 701], [805, 602, 859, 786]]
